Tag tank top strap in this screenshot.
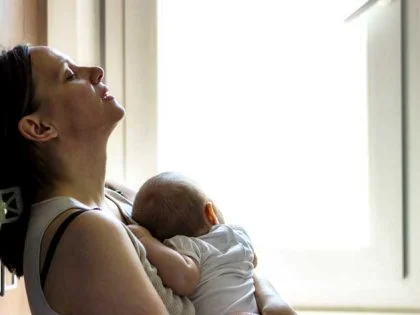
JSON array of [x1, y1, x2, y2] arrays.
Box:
[[40, 208, 99, 289]]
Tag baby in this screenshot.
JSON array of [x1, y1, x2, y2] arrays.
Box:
[[128, 172, 259, 315]]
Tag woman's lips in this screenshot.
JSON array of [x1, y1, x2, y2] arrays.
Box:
[[101, 89, 115, 101], [102, 94, 115, 101]]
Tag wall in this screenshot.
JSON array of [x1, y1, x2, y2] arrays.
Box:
[[405, 0, 420, 306], [0, 276, 30, 315], [0, 0, 46, 48], [47, 0, 101, 65], [104, 0, 157, 185]]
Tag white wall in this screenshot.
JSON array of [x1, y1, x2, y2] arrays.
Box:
[[405, 0, 420, 296], [104, 0, 125, 182], [48, 0, 101, 65], [123, 0, 157, 187]]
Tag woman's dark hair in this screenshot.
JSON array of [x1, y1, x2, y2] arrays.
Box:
[[0, 45, 47, 276]]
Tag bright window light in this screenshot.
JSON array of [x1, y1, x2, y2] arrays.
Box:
[[157, 0, 369, 250]]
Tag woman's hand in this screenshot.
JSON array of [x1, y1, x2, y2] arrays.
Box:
[[254, 274, 297, 315]]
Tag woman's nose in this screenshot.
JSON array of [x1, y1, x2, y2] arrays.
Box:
[[91, 66, 104, 84]]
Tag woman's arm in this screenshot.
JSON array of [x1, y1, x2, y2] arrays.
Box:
[[45, 211, 169, 315], [254, 274, 297, 315]]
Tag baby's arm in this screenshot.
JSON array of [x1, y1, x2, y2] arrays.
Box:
[[128, 225, 200, 296], [105, 178, 137, 202]]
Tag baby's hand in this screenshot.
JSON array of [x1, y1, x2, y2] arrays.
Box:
[[128, 224, 152, 239]]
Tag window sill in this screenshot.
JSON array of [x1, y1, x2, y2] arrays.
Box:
[[299, 312, 420, 315]]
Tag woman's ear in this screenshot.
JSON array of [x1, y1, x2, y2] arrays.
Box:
[[18, 114, 58, 142], [204, 202, 219, 226]]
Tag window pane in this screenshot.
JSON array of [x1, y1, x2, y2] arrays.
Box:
[[157, 0, 370, 250]]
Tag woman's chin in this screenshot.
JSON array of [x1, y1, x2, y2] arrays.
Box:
[[116, 104, 126, 120], [112, 100, 126, 121]]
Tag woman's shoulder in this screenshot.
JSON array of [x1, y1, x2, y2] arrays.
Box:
[[64, 209, 129, 245], [37, 210, 169, 315], [30, 196, 92, 223], [42, 209, 142, 287], [25, 200, 140, 315]]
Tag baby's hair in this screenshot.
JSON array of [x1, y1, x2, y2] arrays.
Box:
[[132, 172, 210, 241]]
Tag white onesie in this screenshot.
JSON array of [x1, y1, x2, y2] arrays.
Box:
[[164, 224, 258, 315]]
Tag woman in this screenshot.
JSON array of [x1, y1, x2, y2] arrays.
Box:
[[0, 45, 296, 315]]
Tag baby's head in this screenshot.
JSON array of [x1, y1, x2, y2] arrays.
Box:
[[132, 172, 224, 241]]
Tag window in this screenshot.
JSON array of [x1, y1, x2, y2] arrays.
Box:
[[102, 0, 420, 310], [157, 0, 370, 252], [156, 0, 403, 307]]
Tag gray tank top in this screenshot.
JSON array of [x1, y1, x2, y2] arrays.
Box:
[[23, 191, 194, 315]]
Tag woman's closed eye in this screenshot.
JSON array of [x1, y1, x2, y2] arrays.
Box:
[[65, 71, 77, 82]]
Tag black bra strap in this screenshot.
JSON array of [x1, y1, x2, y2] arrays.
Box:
[[40, 210, 88, 289]]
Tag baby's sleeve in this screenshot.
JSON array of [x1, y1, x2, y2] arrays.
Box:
[[230, 225, 256, 262], [231, 225, 254, 247], [164, 235, 202, 265]]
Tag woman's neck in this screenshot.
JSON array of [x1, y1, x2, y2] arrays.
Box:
[[42, 138, 108, 208], [51, 175, 106, 208]]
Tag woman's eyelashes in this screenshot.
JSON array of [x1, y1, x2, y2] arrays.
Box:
[[65, 71, 76, 82]]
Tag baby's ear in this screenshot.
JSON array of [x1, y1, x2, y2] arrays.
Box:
[[18, 114, 57, 143], [204, 202, 219, 226]]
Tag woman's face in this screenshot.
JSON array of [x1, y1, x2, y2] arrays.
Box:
[[29, 46, 125, 140]]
